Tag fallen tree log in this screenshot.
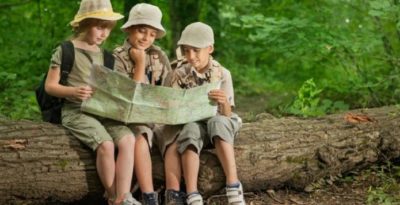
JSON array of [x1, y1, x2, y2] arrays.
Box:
[[0, 106, 399, 204]]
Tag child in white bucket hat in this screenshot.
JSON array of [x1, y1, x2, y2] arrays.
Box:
[[113, 3, 171, 205], [45, 1, 140, 205], [155, 22, 247, 205]]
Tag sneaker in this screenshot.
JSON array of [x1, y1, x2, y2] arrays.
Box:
[[186, 193, 203, 205], [112, 192, 142, 205], [226, 183, 246, 205], [142, 192, 159, 205], [107, 197, 115, 205], [105, 197, 115, 205], [164, 189, 186, 205], [103, 192, 116, 205], [121, 192, 142, 205]]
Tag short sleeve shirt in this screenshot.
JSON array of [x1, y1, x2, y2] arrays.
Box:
[[49, 46, 104, 104], [113, 39, 171, 85], [165, 58, 235, 107]]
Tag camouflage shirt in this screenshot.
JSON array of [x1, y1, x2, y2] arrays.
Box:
[[113, 39, 171, 85], [165, 57, 235, 107]]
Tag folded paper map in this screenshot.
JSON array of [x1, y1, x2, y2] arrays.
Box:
[[81, 64, 219, 125]]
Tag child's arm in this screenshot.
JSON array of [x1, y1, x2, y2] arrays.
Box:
[[44, 66, 93, 101], [208, 89, 232, 117], [129, 47, 146, 83]]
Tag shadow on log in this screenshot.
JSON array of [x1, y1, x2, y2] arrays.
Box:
[[0, 106, 400, 204]]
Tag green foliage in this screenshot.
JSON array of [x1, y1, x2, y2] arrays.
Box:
[[1, 0, 400, 120], [0, 71, 40, 120], [286, 79, 324, 117], [0, 0, 126, 120], [367, 188, 395, 205], [285, 79, 349, 117], [216, 0, 400, 114], [366, 162, 400, 205]]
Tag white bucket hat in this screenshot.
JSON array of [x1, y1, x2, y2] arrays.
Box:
[[177, 22, 214, 48], [121, 3, 166, 38], [70, 0, 124, 27]]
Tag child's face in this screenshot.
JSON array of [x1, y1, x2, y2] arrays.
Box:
[[85, 25, 112, 45], [127, 25, 157, 50], [182, 45, 213, 71]]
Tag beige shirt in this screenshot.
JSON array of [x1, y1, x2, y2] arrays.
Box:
[[50, 46, 104, 104], [165, 57, 235, 107], [113, 39, 171, 85]]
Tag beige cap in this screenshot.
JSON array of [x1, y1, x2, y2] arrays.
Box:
[[70, 0, 124, 27], [121, 3, 166, 38], [178, 22, 214, 48]]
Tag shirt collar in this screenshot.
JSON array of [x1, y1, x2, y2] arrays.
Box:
[[190, 56, 214, 76]]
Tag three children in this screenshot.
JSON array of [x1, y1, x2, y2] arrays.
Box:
[[45, 1, 244, 204]]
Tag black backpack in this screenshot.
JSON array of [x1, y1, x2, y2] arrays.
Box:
[[35, 41, 115, 124]]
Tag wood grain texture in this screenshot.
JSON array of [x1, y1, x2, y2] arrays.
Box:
[[0, 106, 399, 204]]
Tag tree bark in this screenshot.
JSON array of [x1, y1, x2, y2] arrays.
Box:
[[0, 106, 399, 204]]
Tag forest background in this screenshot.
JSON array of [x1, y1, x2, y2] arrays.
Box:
[[0, 0, 399, 204]]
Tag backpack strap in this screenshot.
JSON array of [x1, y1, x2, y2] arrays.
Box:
[[59, 41, 114, 86], [59, 41, 74, 85], [103, 50, 114, 70]]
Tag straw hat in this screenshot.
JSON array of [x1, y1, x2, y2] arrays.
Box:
[[178, 22, 214, 48], [121, 3, 166, 38], [70, 0, 124, 27]]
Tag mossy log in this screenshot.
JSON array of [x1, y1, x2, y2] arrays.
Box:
[[0, 106, 399, 204]]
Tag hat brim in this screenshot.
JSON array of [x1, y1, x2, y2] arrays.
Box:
[[177, 40, 212, 48], [121, 19, 166, 39], [70, 12, 124, 27]]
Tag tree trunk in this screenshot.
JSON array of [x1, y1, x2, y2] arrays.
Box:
[[1, 106, 399, 204], [168, 0, 202, 50]]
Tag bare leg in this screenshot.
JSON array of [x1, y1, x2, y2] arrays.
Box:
[[96, 141, 116, 199], [214, 138, 239, 184], [135, 134, 154, 193], [181, 146, 200, 193], [164, 142, 182, 191], [115, 135, 135, 203]]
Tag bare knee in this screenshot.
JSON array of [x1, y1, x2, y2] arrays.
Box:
[[118, 135, 135, 150], [167, 141, 178, 150], [136, 134, 151, 150], [97, 141, 114, 156]]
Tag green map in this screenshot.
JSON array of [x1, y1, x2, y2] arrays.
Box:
[[81, 64, 219, 125]]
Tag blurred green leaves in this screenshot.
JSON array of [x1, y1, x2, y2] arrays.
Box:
[[216, 0, 400, 116], [1, 0, 400, 120]]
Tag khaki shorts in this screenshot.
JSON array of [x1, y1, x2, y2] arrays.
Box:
[[62, 103, 134, 151], [128, 123, 155, 148], [155, 114, 241, 157]]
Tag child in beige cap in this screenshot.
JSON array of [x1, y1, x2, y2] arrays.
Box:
[[113, 3, 171, 205], [156, 22, 246, 205], [45, 0, 140, 205]]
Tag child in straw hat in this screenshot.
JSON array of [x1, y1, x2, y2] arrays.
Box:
[[45, 0, 140, 204], [113, 3, 171, 205]]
